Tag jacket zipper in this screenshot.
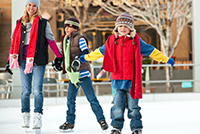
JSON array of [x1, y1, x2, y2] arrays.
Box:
[[121, 38, 124, 80]]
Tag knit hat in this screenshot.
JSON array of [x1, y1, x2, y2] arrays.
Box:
[[64, 17, 80, 30], [113, 13, 136, 38], [25, 0, 40, 8]]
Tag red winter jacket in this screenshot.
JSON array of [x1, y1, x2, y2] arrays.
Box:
[[103, 34, 143, 99]]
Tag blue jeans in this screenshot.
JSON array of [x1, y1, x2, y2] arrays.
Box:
[[111, 88, 143, 131], [20, 60, 46, 114], [66, 77, 105, 125]]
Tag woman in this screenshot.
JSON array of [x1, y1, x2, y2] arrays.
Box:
[[5, 0, 62, 132]]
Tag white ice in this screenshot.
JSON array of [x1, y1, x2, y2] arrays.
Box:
[[0, 94, 200, 134]]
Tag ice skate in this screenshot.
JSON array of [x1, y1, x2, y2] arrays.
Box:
[[59, 122, 74, 132], [99, 120, 108, 130], [110, 128, 121, 134], [32, 113, 42, 134], [132, 129, 142, 134], [22, 112, 30, 132]]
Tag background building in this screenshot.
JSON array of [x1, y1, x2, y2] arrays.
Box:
[[0, 0, 192, 68]]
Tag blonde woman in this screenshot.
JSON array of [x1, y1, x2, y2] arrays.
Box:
[[5, 0, 62, 132]]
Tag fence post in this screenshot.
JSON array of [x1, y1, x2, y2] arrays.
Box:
[[193, 0, 200, 92], [12, 69, 21, 99], [145, 66, 150, 91]]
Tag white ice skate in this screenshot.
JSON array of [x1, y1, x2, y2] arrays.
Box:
[[32, 113, 42, 134], [21, 112, 30, 132]]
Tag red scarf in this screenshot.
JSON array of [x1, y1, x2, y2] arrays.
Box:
[[10, 16, 39, 74], [103, 34, 143, 99]]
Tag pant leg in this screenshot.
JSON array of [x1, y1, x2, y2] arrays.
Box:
[[32, 65, 46, 114], [20, 60, 32, 113], [126, 91, 143, 131], [80, 77, 105, 123], [66, 80, 79, 125], [110, 88, 126, 130]]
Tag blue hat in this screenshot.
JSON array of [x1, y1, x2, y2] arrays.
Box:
[[25, 0, 40, 8]]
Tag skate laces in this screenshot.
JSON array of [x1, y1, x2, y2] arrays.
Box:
[[100, 120, 106, 126], [111, 127, 121, 133], [33, 113, 42, 127], [22, 113, 30, 127], [132, 129, 142, 134]]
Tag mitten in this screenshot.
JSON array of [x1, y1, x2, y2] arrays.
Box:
[[71, 56, 80, 71], [79, 55, 86, 63], [52, 57, 63, 72], [167, 58, 175, 67], [24, 58, 34, 74], [5, 61, 13, 75], [10, 54, 20, 69]]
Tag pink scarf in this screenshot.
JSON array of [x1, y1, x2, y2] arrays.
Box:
[[10, 16, 39, 74]]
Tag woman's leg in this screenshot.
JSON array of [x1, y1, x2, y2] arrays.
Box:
[[20, 60, 32, 113], [32, 65, 46, 114]]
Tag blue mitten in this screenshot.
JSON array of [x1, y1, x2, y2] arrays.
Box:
[[167, 58, 175, 67], [79, 55, 86, 63]]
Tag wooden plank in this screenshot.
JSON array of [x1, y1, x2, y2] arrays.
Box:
[[0, 0, 11, 5]]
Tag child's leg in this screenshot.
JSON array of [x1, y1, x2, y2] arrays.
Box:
[[80, 77, 105, 122], [126, 91, 143, 131], [66, 80, 79, 125], [111, 89, 126, 130]]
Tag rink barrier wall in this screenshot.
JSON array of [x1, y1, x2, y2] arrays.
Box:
[[0, 93, 200, 108]]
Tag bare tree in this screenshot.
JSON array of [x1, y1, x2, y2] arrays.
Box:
[[41, 0, 192, 92], [99, 0, 192, 92], [40, 0, 114, 35]]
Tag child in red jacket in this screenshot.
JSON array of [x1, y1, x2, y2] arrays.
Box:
[[80, 13, 174, 134]]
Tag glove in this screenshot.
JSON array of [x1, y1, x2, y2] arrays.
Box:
[[52, 57, 63, 72], [5, 61, 13, 75], [71, 56, 81, 71], [167, 58, 175, 67], [79, 55, 86, 63]]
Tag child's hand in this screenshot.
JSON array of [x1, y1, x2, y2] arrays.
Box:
[[79, 55, 86, 63], [167, 58, 175, 67], [52, 57, 63, 72], [5, 61, 13, 75]]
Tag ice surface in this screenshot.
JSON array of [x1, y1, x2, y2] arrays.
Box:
[[0, 96, 200, 134]]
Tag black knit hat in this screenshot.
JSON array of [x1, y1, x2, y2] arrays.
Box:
[[64, 17, 80, 30]]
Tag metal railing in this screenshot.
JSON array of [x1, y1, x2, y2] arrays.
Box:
[[0, 63, 200, 99]]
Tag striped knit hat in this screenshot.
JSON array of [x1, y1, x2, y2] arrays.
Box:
[[113, 13, 136, 38], [64, 17, 80, 30]]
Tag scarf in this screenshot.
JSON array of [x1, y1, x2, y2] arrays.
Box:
[[9, 15, 39, 74], [63, 35, 80, 87], [103, 33, 143, 99]]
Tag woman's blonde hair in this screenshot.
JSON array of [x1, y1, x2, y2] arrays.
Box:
[[21, 6, 41, 26]]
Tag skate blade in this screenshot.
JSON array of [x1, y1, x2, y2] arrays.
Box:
[[22, 126, 29, 128], [59, 129, 74, 133], [34, 129, 41, 134], [23, 128, 28, 133]]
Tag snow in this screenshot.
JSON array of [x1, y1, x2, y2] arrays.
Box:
[[0, 95, 200, 134]]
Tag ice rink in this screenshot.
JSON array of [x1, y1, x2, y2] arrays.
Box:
[[0, 94, 200, 134]]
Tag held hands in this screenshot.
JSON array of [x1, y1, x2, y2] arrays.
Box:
[[167, 58, 175, 67], [52, 57, 63, 72], [79, 55, 86, 63], [5, 61, 13, 75]]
